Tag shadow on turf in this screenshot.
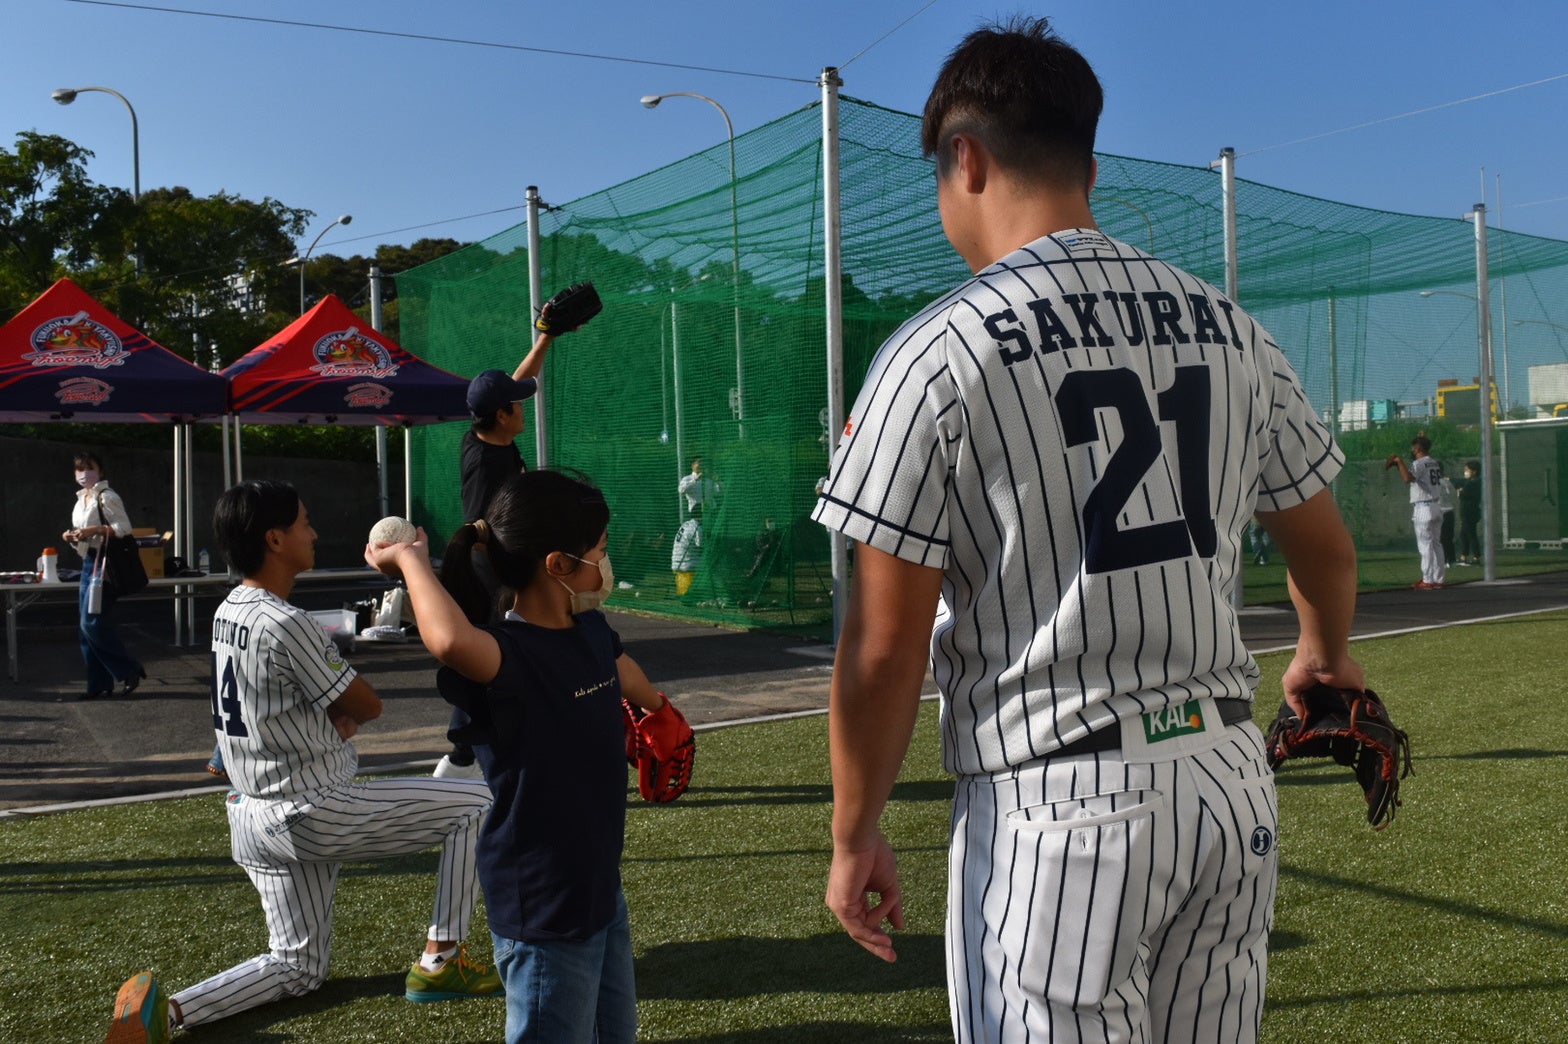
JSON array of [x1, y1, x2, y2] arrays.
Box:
[[665, 778, 950, 809], [671, 1020, 953, 1043], [0, 852, 441, 897], [638, 931, 946, 999]]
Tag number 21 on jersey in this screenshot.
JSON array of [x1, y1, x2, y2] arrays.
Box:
[[1057, 364, 1218, 573]]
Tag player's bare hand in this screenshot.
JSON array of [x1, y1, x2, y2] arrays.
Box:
[[1384, 454, 1401, 470], [826, 834, 904, 963], [1282, 652, 1366, 718], [364, 526, 430, 577]]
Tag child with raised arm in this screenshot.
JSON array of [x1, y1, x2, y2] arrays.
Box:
[[365, 468, 686, 1044]]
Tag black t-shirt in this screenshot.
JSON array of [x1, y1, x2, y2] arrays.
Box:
[[460, 428, 524, 522], [436, 611, 627, 941]]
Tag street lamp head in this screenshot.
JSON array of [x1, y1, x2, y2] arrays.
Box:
[[51, 88, 78, 105], [640, 95, 663, 109], [336, 214, 353, 227]]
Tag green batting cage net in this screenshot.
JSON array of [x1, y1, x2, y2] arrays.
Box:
[[395, 97, 1568, 635]]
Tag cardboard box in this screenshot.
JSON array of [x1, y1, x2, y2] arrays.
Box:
[[133, 528, 171, 579]]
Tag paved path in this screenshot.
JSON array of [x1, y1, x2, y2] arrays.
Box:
[[4, 570, 1565, 814]]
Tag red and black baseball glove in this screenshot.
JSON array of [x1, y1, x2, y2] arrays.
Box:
[[1265, 685, 1413, 830]]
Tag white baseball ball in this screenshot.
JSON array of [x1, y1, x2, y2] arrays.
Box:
[[368, 515, 417, 546]]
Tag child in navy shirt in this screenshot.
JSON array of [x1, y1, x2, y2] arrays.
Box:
[[367, 469, 680, 1044]]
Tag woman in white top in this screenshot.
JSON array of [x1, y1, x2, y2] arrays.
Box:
[[60, 450, 146, 700]]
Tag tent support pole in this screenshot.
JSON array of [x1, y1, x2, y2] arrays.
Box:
[[183, 423, 196, 644], [171, 425, 184, 644]]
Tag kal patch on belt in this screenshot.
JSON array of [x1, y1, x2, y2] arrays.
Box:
[[1142, 700, 1207, 743]]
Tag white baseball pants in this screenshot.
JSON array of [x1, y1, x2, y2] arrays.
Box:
[[1413, 501, 1446, 585], [172, 776, 491, 1027], [947, 723, 1278, 1043]]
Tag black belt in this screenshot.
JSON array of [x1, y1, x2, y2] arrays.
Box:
[[1053, 698, 1253, 757]]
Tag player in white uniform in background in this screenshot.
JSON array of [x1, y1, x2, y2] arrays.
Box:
[[1386, 434, 1447, 589], [104, 480, 498, 1044], [815, 18, 1364, 1043]]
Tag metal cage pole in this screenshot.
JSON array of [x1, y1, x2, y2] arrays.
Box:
[[370, 263, 390, 519], [526, 186, 548, 467], [821, 66, 847, 642], [1213, 146, 1245, 610], [1469, 203, 1498, 581], [672, 298, 687, 516], [1327, 289, 1339, 439]]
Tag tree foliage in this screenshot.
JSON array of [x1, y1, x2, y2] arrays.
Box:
[[0, 131, 467, 456]]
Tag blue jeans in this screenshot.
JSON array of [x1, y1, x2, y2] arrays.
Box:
[[492, 890, 636, 1044], [78, 550, 143, 695]]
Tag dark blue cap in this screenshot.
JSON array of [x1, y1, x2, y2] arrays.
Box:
[[466, 370, 538, 418]]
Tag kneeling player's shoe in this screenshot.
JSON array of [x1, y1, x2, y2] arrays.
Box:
[[433, 754, 484, 780], [104, 971, 171, 1043], [405, 945, 502, 1003]]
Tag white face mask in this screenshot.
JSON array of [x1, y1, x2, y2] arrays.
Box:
[[76, 469, 100, 488], [557, 552, 614, 614]]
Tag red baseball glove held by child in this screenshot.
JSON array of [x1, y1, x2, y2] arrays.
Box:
[[625, 694, 695, 803]]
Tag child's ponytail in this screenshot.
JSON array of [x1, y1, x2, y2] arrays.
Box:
[[439, 522, 494, 625]]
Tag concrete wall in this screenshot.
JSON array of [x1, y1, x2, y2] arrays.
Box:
[[0, 435, 389, 573]]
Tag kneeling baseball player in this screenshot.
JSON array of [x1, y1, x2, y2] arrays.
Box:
[[105, 480, 498, 1043]]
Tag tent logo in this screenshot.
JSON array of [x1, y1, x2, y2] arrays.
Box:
[[310, 327, 398, 379], [344, 382, 393, 408], [55, 376, 114, 406], [25, 311, 127, 369]]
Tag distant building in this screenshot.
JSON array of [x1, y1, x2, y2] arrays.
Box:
[[1527, 362, 1568, 418]]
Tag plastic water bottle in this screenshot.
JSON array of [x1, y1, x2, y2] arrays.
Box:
[[39, 548, 58, 583], [199, 548, 211, 574]]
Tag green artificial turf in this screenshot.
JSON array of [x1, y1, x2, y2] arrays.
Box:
[[5, 610, 1565, 1042]]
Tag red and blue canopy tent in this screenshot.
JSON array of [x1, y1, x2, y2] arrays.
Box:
[[0, 277, 228, 422], [0, 277, 231, 640], [222, 293, 471, 513]]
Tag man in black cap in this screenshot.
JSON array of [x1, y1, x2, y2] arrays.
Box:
[[433, 329, 559, 779]]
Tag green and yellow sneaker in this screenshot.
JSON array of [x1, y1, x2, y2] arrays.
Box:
[[104, 971, 171, 1043], [404, 944, 502, 1003]]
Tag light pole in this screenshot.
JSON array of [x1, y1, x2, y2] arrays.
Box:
[[52, 86, 139, 202], [291, 214, 352, 315], [642, 91, 745, 432]]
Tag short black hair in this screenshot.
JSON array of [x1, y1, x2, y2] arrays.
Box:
[[1412, 435, 1432, 454], [1466, 460, 1480, 472], [73, 449, 103, 472], [921, 16, 1103, 189], [471, 401, 511, 434], [213, 480, 300, 577]]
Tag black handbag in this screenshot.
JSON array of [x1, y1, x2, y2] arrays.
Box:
[[95, 499, 149, 597]]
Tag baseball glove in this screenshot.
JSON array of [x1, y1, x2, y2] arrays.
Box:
[[535, 281, 603, 334], [1265, 685, 1413, 829], [623, 695, 695, 803]]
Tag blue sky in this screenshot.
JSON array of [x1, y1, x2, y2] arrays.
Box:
[[9, 0, 1568, 258]]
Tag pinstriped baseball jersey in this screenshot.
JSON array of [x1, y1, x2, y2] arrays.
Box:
[[1408, 455, 1443, 503], [211, 585, 357, 799], [813, 228, 1342, 776]]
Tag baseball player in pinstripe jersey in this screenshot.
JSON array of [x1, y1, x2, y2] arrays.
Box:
[[816, 19, 1365, 1043], [1386, 434, 1447, 589], [104, 480, 498, 1043]]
